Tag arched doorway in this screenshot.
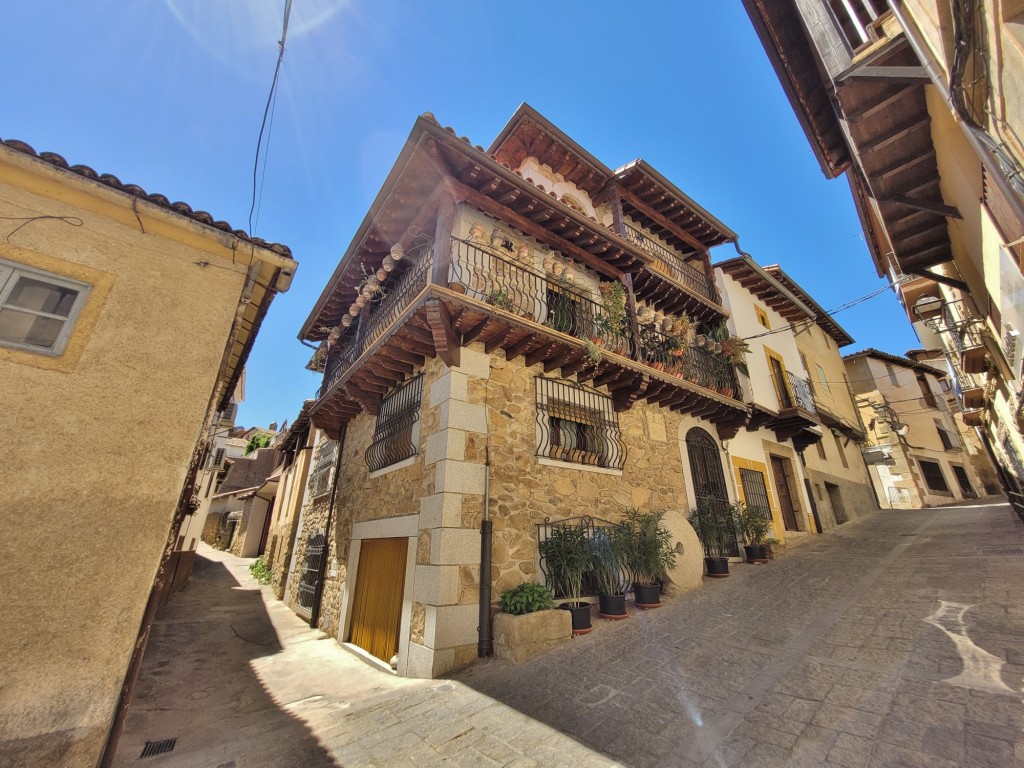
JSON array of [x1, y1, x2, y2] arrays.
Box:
[[685, 427, 739, 556]]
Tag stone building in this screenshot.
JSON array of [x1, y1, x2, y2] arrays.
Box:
[[0, 139, 295, 766], [844, 348, 987, 507], [743, 0, 1024, 513], [281, 105, 872, 679]]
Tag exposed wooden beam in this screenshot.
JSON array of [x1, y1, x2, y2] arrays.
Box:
[[849, 84, 918, 124], [426, 297, 460, 368], [616, 185, 708, 255], [862, 117, 931, 156], [907, 267, 969, 292], [388, 348, 426, 366], [526, 342, 557, 368], [613, 374, 650, 412], [461, 316, 492, 344], [443, 177, 624, 279], [504, 333, 535, 360], [881, 194, 962, 219], [839, 65, 930, 84], [874, 150, 936, 183]]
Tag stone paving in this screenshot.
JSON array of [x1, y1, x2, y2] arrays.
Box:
[[118, 499, 1024, 767]]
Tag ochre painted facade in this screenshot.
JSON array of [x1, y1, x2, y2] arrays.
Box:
[[0, 143, 292, 766]]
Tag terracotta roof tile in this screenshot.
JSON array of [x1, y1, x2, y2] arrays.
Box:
[[0, 137, 292, 257]]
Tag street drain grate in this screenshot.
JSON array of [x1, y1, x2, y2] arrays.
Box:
[[979, 548, 1024, 556], [140, 738, 177, 758]]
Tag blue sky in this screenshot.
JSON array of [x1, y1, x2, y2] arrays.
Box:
[[3, 1, 919, 430]]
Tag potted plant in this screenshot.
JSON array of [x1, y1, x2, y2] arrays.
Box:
[[620, 508, 676, 608], [538, 524, 594, 635], [590, 526, 630, 619], [734, 501, 772, 563], [689, 497, 734, 577]]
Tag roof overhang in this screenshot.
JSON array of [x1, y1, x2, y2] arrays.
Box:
[[715, 255, 816, 323]]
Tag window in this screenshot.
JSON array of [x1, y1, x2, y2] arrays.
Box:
[[919, 459, 950, 493], [536, 377, 624, 469], [799, 353, 814, 394], [917, 373, 937, 408], [834, 432, 849, 468], [365, 374, 423, 472], [816, 364, 830, 393], [739, 468, 773, 524], [885, 363, 900, 387], [309, 439, 339, 498], [755, 305, 770, 329], [816, 440, 827, 460], [212, 448, 226, 468], [0, 259, 90, 355], [935, 420, 957, 450]]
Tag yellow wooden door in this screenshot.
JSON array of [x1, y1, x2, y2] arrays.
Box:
[[349, 537, 408, 663]]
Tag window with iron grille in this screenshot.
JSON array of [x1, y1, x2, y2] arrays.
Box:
[[212, 448, 226, 468], [535, 377, 625, 470], [739, 468, 773, 524], [365, 374, 423, 472], [919, 459, 950, 493], [308, 439, 338, 499]]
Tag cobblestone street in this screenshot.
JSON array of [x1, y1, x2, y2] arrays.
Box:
[[118, 500, 1024, 767]]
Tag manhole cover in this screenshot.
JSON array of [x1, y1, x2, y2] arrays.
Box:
[[979, 548, 1024, 556], [140, 738, 177, 758]]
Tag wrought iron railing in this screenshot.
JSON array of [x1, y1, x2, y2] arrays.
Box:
[[308, 440, 338, 499], [365, 374, 423, 472], [788, 372, 817, 413], [295, 532, 326, 612], [448, 237, 633, 355], [637, 326, 738, 395], [535, 376, 626, 470], [939, 299, 985, 354], [319, 245, 433, 398], [770, 371, 816, 413], [623, 224, 717, 302], [536, 515, 623, 599]]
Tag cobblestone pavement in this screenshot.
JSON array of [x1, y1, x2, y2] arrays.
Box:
[[119, 500, 1024, 767]]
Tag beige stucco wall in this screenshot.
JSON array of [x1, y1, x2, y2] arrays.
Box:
[[0, 156, 266, 765]]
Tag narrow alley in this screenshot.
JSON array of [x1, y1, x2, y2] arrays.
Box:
[[117, 500, 1024, 768]]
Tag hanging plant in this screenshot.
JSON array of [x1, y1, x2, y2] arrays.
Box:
[[720, 335, 751, 365]]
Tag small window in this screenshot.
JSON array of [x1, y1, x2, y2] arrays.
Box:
[[816, 364, 830, 393], [309, 439, 339, 498], [365, 374, 423, 471], [834, 432, 849, 468], [212, 448, 226, 468], [919, 459, 950, 492], [755, 305, 771, 329], [0, 259, 90, 355], [536, 377, 624, 470], [917, 373, 937, 408], [885, 363, 900, 388], [935, 420, 957, 450], [816, 440, 827, 460]]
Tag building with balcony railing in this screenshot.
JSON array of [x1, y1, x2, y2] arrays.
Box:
[[844, 348, 987, 508], [289, 105, 770, 678], [743, 0, 1024, 515], [713, 254, 874, 540]]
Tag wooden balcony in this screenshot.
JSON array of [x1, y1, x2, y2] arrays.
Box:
[[747, 372, 822, 452], [312, 237, 747, 439]]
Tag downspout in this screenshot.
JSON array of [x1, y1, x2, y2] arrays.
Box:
[[310, 425, 346, 629], [887, 1, 1024, 227], [478, 447, 493, 657]]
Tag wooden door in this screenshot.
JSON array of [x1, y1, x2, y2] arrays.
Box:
[[770, 456, 800, 531], [349, 538, 408, 663]]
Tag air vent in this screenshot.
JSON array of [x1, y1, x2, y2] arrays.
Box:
[[140, 738, 177, 758]]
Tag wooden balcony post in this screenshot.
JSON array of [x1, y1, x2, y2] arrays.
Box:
[[622, 273, 641, 354], [609, 185, 626, 237], [431, 191, 455, 287]]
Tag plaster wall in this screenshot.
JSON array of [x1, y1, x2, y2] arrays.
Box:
[[0, 170, 248, 764], [716, 270, 807, 410]]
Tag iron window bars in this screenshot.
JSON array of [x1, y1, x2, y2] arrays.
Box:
[[365, 374, 424, 472], [535, 376, 626, 470], [295, 532, 326, 612], [308, 440, 338, 499], [536, 515, 624, 599]]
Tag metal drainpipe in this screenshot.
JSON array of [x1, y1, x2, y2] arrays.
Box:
[[478, 447, 493, 657], [887, 1, 1024, 227], [310, 425, 346, 629]]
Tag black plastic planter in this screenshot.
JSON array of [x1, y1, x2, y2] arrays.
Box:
[[632, 582, 662, 608], [705, 557, 730, 578], [598, 593, 628, 619], [560, 602, 593, 635], [744, 544, 769, 563]]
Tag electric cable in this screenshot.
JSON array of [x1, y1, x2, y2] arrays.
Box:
[[247, 0, 292, 237]]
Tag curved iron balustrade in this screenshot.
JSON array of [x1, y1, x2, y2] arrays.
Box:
[[365, 374, 424, 472], [623, 224, 717, 302], [534, 376, 626, 470]]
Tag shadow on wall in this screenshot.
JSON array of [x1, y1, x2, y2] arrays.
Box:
[[112, 553, 337, 767]]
